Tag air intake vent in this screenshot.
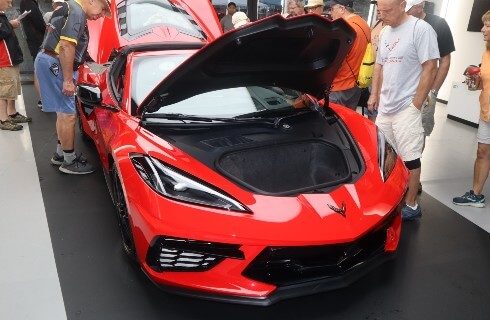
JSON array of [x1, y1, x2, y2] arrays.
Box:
[[201, 136, 254, 148], [243, 211, 397, 286], [146, 236, 244, 272]]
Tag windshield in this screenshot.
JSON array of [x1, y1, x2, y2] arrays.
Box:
[[126, 0, 205, 39], [132, 55, 305, 118]]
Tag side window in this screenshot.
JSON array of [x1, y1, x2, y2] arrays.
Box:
[[258, 0, 283, 19]]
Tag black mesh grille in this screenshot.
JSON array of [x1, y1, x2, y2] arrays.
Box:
[[243, 212, 397, 286], [147, 237, 244, 272]]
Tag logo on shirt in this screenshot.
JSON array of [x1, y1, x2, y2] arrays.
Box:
[[385, 38, 400, 52]]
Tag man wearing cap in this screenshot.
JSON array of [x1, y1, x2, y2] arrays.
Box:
[[305, 0, 371, 110], [367, 0, 439, 220], [44, 0, 65, 24], [232, 11, 250, 29], [34, 0, 110, 175], [406, 1, 455, 146]]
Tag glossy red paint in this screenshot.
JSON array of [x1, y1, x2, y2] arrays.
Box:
[[76, 14, 409, 304], [86, 0, 221, 63]]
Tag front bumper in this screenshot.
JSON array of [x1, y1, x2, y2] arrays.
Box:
[[145, 251, 395, 306], [141, 211, 401, 305]]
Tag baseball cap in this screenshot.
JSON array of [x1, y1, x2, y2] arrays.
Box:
[[304, 0, 325, 9], [324, 0, 354, 9], [232, 11, 249, 28], [405, 0, 424, 12]]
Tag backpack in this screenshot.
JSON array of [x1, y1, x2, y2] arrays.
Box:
[[357, 42, 375, 88], [346, 20, 374, 89]]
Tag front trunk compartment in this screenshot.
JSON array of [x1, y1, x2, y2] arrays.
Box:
[[217, 141, 350, 194], [147, 110, 363, 196]]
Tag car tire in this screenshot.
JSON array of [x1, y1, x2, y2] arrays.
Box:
[[111, 164, 137, 261]]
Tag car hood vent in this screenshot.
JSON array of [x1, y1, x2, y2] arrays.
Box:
[[201, 136, 255, 149]]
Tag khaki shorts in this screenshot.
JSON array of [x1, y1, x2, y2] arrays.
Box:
[[0, 66, 21, 100], [477, 119, 490, 145], [376, 103, 424, 162]]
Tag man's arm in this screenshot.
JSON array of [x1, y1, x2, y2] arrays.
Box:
[[367, 63, 383, 111], [412, 59, 437, 109], [58, 39, 76, 96], [432, 54, 450, 92]]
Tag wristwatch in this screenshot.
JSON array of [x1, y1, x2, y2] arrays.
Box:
[[430, 89, 438, 97]]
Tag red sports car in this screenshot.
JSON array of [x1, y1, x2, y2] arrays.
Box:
[[76, 14, 408, 305]]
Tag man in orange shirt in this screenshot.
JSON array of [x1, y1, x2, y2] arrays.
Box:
[[324, 0, 370, 110]]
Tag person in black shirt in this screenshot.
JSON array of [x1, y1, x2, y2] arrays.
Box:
[[406, 0, 455, 194], [406, 0, 455, 138], [20, 0, 46, 108]]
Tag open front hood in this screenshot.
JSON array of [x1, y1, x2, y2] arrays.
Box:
[[138, 14, 355, 115]]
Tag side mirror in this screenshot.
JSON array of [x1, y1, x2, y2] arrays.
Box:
[[77, 84, 102, 106]]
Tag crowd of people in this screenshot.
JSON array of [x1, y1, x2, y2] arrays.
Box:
[[1, 0, 489, 216]]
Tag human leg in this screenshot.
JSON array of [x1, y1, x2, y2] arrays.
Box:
[[0, 66, 24, 130], [392, 104, 424, 219], [473, 139, 490, 195], [472, 143, 490, 195], [453, 120, 490, 207], [56, 113, 94, 174]]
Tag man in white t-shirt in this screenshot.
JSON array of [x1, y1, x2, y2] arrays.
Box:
[[367, 0, 439, 220]]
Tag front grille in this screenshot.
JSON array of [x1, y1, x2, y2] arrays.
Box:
[[243, 212, 397, 286], [146, 236, 244, 272]]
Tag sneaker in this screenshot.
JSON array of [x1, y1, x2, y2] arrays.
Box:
[[59, 154, 95, 175], [50, 153, 64, 166], [402, 204, 422, 221], [37, 100, 42, 109], [0, 119, 23, 131], [452, 190, 485, 208], [8, 113, 32, 123]]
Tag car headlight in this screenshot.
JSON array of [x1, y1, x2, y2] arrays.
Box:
[[130, 154, 250, 212], [377, 128, 397, 182]]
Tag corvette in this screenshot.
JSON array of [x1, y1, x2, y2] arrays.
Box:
[[76, 13, 408, 305]]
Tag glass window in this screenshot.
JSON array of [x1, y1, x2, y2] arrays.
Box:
[[126, 0, 204, 39], [132, 54, 190, 106], [158, 86, 299, 118], [131, 54, 303, 118], [258, 0, 283, 19]]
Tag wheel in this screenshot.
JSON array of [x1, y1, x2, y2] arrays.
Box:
[[110, 164, 137, 260]]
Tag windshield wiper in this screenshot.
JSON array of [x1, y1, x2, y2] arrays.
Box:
[[141, 113, 275, 126]]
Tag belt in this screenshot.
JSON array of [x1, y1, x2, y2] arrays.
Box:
[[41, 48, 58, 58]]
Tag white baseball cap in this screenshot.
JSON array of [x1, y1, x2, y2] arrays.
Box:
[[232, 11, 249, 28], [405, 0, 424, 12]]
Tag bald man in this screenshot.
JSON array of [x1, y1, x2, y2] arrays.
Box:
[[367, 0, 439, 220]]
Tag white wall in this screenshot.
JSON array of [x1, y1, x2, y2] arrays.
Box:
[[438, 0, 486, 101]]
